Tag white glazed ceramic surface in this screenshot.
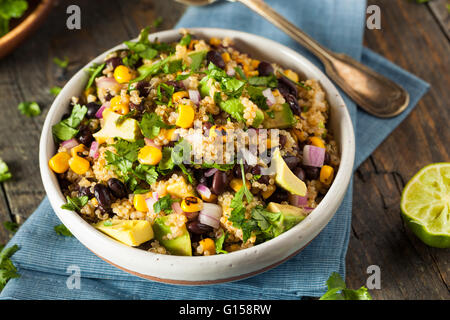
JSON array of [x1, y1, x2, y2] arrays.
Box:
[[39, 28, 355, 284]]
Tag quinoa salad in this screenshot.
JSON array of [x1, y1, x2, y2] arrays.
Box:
[[48, 28, 340, 256]]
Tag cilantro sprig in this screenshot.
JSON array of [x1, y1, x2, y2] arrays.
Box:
[[153, 195, 179, 214], [54, 224, 73, 237], [0, 159, 12, 182], [52, 104, 87, 141], [0, 244, 20, 291], [0, 0, 28, 37], [319, 272, 372, 300], [61, 195, 89, 212], [139, 112, 174, 140], [18, 101, 41, 117]]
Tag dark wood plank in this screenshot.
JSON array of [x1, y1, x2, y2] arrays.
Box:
[[428, 0, 450, 40], [347, 0, 450, 299]]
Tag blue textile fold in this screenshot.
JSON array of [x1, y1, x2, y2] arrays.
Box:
[[0, 0, 429, 300]]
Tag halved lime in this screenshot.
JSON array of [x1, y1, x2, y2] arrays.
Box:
[[400, 163, 450, 248]]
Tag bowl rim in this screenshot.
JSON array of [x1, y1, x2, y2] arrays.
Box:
[[39, 27, 355, 284]]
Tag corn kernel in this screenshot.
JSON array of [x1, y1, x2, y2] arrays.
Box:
[[159, 128, 177, 141], [172, 91, 189, 102], [199, 238, 216, 255], [251, 59, 260, 68], [70, 144, 87, 158], [91, 197, 98, 207], [209, 125, 227, 142], [284, 69, 299, 82], [69, 156, 90, 175], [133, 194, 148, 212], [209, 37, 222, 46], [138, 146, 163, 165], [230, 178, 251, 193], [221, 52, 231, 63], [188, 39, 198, 50], [320, 165, 334, 185], [293, 129, 307, 142], [48, 152, 71, 173], [181, 196, 203, 212], [113, 65, 135, 84], [261, 186, 276, 199], [310, 136, 326, 149], [200, 192, 217, 203], [176, 104, 195, 129], [272, 89, 280, 97], [110, 95, 130, 115], [247, 70, 259, 77]]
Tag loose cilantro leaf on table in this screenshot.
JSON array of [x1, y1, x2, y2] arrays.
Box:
[[18, 101, 41, 117], [52, 104, 87, 141], [85, 62, 106, 90], [0, 244, 20, 291], [0, 159, 12, 182], [54, 224, 73, 237], [53, 57, 69, 69], [3, 221, 18, 233], [319, 272, 372, 300], [139, 112, 173, 139], [153, 195, 179, 214], [49, 86, 62, 96], [61, 195, 89, 212]]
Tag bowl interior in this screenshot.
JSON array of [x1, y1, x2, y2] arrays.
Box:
[[39, 28, 355, 284]]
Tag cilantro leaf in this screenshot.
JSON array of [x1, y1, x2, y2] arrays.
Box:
[[54, 224, 73, 237], [248, 74, 278, 88], [0, 0, 27, 36], [53, 57, 69, 69], [113, 138, 144, 162], [3, 221, 18, 233], [179, 33, 191, 46], [139, 112, 173, 139], [18, 101, 41, 117], [200, 162, 235, 171], [158, 147, 175, 172], [104, 150, 133, 178], [0, 244, 20, 291], [61, 195, 89, 212], [234, 66, 247, 80], [247, 85, 269, 110], [319, 272, 372, 300], [215, 232, 228, 254], [49, 86, 62, 96], [133, 164, 158, 186], [52, 104, 87, 141], [85, 63, 105, 90], [0, 159, 12, 182], [153, 195, 178, 214]]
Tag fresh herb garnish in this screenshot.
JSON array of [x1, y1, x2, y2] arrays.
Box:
[[124, 27, 159, 65], [215, 232, 228, 254], [133, 164, 159, 186], [247, 85, 269, 110], [319, 272, 372, 300], [139, 112, 173, 139], [234, 66, 247, 80], [18, 101, 41, 117], [54, 224, 73, 237], [0, 244, 20, 291], [179, 33, 192, 47], [152, 17, 163, 27], [85, 63, 105, 90], [0, 0, 28, 37], [3, 221, 18, 233], [155, 83, 175, 106], [52, 104, 87, 141], [0, 159, 12, 182], [115, 109, 137, 126], [200, 162, 235, 171], [248, 74, 278, 88], [103, 220, 113, 227], [175, 72, 192, 81], [49, 86, 62, 96], [153, 195, 178, 214], [53, 57, 69, 69], [61, 195, 89, 212], [113, 138, 145, 162]]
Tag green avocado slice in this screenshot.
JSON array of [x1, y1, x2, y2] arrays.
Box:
[[153, 215, 192, 256], [263, 103, 295, 129]]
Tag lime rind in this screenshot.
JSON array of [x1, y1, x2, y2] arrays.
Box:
[[401, 163, 450, 248]]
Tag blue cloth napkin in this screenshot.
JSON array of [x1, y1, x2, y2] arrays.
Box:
[[0, 0, 429, 300]]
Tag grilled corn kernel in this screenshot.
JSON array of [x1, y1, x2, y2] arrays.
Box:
[[230, 178, 251, 193], [310, 136, 325, 149], [209, 125, 227, 142], [320, 165, 334, 185], [293, 129, 308, 142], [200, 192, 217, 203], [284, 69, 299, 82], [70, 144, 87, 158], [181, 196, 203, 212], [221, 52, 231, 63], [113, 65, 135, 83], [138, 146, 163, 165], [68, 156, 90, 175], [172, 91, 189, 102], [110, 95, 130, 115], [199, 238, 216, 255], [209, 37, 222, 46], [261, 185, 276, 199], [133, 194, 148, 212], [48, 152, 71, 173], [176, 104, 195, 128]]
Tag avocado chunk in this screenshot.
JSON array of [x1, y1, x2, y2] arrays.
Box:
[[263, 103, 295, 129], [93, 220, 154, 247], [272, 148, 307, 196], [199, 76, 218, 98], [267, 202, 307, 236], [153, 214, 192, 256], [93, 109, 141, 144], [252, 109, 265, 127]]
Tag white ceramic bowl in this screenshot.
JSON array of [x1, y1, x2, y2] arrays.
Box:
[[39, 28, 355, 285]]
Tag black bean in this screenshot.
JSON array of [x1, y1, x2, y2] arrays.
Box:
[[104, 93, 113, 101], [94, 184, 113, 209], [107, 178, 128, 199], [268, 190, 289, 203], [258, 175, 270, 185], [233, 163, 250, 179], [251, 165, 261, 176], [324, 152, 331, 165], [285, 93, 301, 116], [135, 80, 150, 97], [294, 167, 306, 181], [211, 170, 228, 195], [278, 76, 298, 98], [206, 50, 225, 69], [129, 101, 144, 113], [77, 128, 94, 147], [165, 80, 185, 92], [257, 61, 274, 76], [78, 186, 93, 198], [202, 122, 212, 136], [85, 102, 100, 119], [105, 57, 123, 69], [187, 221, 213, 235], [303, 166, 320, 180], [279, 135, 287, 148], [283, 156, 301, 170]]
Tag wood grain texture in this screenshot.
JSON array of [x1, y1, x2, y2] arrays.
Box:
[[0, 0, 448, 300]]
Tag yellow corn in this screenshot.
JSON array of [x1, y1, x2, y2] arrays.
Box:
[[113, 65, 135, 84], [199, 238, 216, 255], [200, 192, 217, 203], [181, 196, 203, 212], [84, 87, 94, 98], [247, 70, 259, 77], [188, 39, 198, 50], [293, 129, 308, 142], [227, 243, 241, 252], [272, 89, 280, 97], [230, 178, 251, 193], [261, 186, 276, 199], [251, 59, 260, 68], [48, 152, 71, 173], [209, 37, 222, 46], [176, 104, 195, 129], [91, 197, 98, 207], [310, 136, 326, 149], [110, 95, 130, 115], [209, 125, 227, 142], [70, 144, 87, 158], [320, 165, 334, 185], [159, 128, 177, 141], [243, 64, 250, 75], [284, 69, 299, 82], [221, 52, 231, 63], [138, 146, 163, 165], [68, 156, 90, 175], [172, 91, 189, 102], [133, 194, 148, 212]]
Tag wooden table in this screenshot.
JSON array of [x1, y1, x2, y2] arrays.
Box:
[[0, 0, 448, 299]]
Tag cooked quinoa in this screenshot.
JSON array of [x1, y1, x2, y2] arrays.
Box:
[[49, 28, 340, 256]]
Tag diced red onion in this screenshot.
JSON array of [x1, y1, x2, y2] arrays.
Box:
[[171, 201, 183, 215], [95, 104, 108, 119], [188, 89, 201, 105], [289, 193, 308, 207], [198, 203, 222, 229], [145, 197, 157, 214], [95, 76, 122, 92], [205, 168, 218, 177], [144, 138, 162, 150], [262, 88, 276, 106], [303, 145, 325, 167], [181, 78, 190, 89], [152, 192, 159, 201], [303, 207, 314, 214], [226, 67, 236, 77], [89, 141, 100, 160], [61, 138, 79, 151], [196, 184, 211, 199]]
